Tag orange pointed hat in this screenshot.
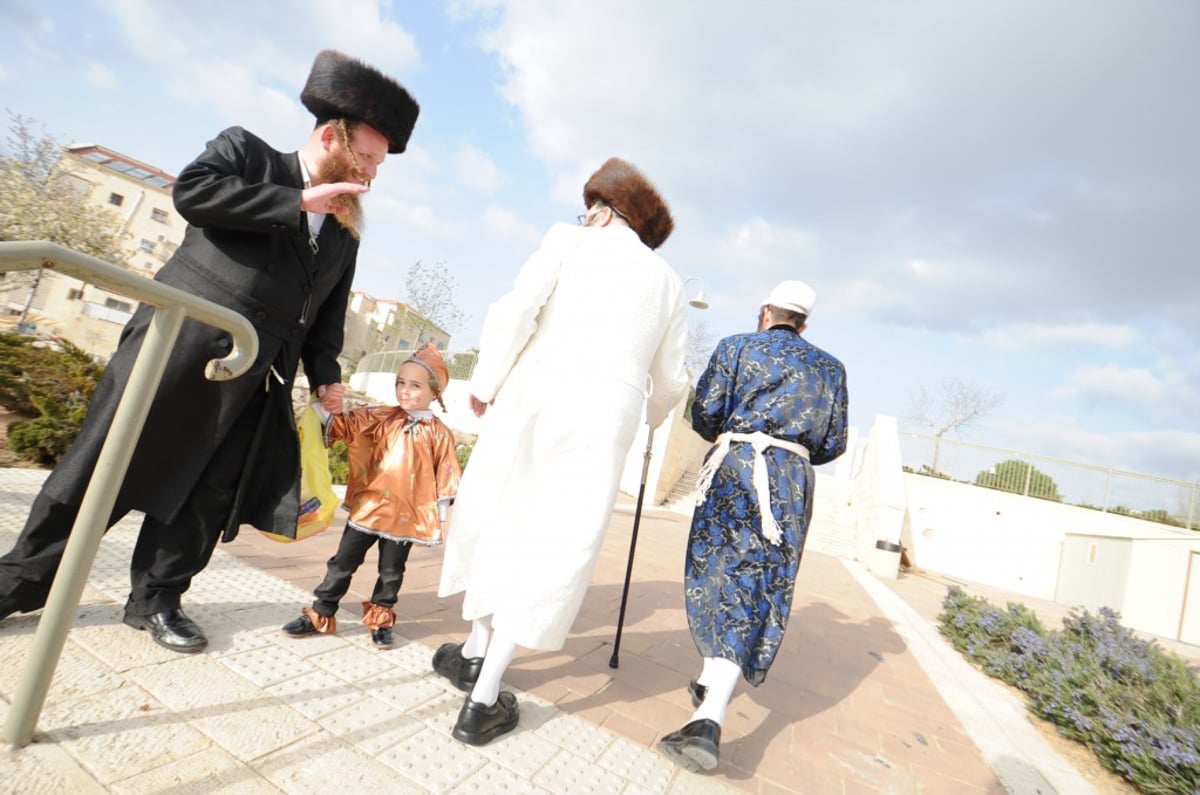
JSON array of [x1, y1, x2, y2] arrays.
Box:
[[405, 342, 449, 394]]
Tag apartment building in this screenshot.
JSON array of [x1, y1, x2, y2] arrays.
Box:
[[341, 291, 449, 373], [1, 144, 185, 358]]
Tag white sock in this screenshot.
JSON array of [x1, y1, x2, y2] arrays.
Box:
[[696, 656, 716, 686], [462, 615, 492, 659], [690, 657, 739, 725], [469, 631, 517, 707]]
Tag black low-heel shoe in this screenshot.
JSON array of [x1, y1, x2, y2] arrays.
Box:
[[451, 691, 519, 746], [123, 608, 207, 654], [282, 613, 317, 637], [371, 627, 394, 648], [432, 641, 484, 691], [658, 718, 721, 772]]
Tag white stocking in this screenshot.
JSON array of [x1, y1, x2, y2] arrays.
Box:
[[462, 615, 492, 659], [469, 631, 517, 707], [690, 657, 740, 726]]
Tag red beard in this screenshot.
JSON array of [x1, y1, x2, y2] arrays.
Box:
[[313, 147, 368, 239]]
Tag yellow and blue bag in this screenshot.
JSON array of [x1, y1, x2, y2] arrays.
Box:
[[262, 402, 338, 543]]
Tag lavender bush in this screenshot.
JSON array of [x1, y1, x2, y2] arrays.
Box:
[[939, 587, 1200, 794]]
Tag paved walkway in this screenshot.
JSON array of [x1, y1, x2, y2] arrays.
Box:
[[2, 466, 1191, 793]]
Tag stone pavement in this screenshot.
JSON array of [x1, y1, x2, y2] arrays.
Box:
[[1, 465, 1170, 793]]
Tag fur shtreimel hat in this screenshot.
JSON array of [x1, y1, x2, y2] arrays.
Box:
[[582, 157, 674, 250], [300, 49, 419, 154], [405, 342, 450, 395]]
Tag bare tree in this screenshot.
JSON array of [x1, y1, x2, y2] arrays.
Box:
[[907, 378, 1004, 473], [686, 317, 714, 382], [0, 112, 130, 326], [404, 259, 465, 342]]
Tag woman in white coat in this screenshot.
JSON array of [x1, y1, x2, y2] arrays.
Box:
[[435, 158, 690, 745]]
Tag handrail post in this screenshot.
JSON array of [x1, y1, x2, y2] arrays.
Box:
[[3, 305, 187, 747]]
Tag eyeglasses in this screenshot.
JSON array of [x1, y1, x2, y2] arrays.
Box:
[[576, 203, 630, 227]]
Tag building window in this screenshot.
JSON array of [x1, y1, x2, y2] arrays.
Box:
[[67, 288, 84, 300], [108, 193, 124, 206], [151, 208, 168, 223], [139, 239, 156, 252], [104, 298, 132, 313]]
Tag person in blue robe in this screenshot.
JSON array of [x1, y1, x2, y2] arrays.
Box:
[[658, 280, 849, 773]]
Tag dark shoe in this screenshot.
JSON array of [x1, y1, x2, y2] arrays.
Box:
[[123, 608, 207, 654], [282, 613, 317, 637], [451, 691, 519, 746], [371, 627, 393, 648], [658, 719, 721, 772], [688, 679, 707, 708], [432, 642, 484, 691]]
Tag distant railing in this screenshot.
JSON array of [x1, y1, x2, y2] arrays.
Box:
[[898, 432, 1199, 531], [356, 347, 479, 381]]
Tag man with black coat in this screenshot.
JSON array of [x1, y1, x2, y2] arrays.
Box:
[[0, 50, 419, 653]]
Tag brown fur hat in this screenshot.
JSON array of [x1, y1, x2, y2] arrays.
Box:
[[300, 49, 419, 154], [583, 157, 674, 250]]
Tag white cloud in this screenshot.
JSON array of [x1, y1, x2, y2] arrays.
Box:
[[455, 146, 501, 193], [965, 322, 1138, 351], [372, 196, 464, 241], [0, 65, 11, 82], [717, 218, 820, 278], [1051, 364, 1198, 416], [82, 62, 117, 89], [481, 206, 541, 248]]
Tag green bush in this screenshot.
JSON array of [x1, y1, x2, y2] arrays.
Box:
[[940, 586, 1200, 794], [456, 442, 472, 472], [0, 333, 103, 416], [327, 440, 348, 485], [7, 393, 89, 465]]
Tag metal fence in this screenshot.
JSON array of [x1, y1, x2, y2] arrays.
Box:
[[355, 348, 479, 381], [899, 432, 1199, 532]]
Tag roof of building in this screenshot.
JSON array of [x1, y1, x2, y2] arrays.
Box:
[[65, 144, 176, 190]]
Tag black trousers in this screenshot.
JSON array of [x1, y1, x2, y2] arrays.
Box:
[[0, 390, 265, 618], [311, 527, 412, 617]]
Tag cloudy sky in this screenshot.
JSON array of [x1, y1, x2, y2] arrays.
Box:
[[1, 0, 1197, 483]]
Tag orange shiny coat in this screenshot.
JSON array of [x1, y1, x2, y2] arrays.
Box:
[[327, 407, 461, 545]]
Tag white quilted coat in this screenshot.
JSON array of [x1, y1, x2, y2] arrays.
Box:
[[437, 222, 690, 650]]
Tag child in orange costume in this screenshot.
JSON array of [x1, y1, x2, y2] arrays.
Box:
[[282, 343, 461, 647]]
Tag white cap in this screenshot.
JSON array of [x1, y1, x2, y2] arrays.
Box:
[[761, 280, 816, 316]]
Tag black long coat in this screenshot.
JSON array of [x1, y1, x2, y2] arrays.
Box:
[[42, 126, 357, 537]]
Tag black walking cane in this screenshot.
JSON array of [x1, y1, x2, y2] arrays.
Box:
[[609, 426, 655, 669]]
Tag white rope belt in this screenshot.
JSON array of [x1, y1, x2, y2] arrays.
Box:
[[693, 431, 810, 545]]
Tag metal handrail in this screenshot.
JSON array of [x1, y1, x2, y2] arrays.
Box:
[[0, 240, 259, 747]]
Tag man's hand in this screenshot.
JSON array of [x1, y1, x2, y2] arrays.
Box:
[[301, 183, 368, 215], [317, 383, 346, 414], [469, 394, 490, 418]]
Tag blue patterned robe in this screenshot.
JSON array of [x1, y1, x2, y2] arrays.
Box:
[[686, 326, 849, 685]]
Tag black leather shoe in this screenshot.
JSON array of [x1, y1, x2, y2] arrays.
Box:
[[688, 679, 707, 708], [451, 691, 519, 746], [282, 614, 317, 637], [432, 642, 484, 691], [658, 718, 721, 772], [371, 627, 393, 648], [123, 608, 207, 654]]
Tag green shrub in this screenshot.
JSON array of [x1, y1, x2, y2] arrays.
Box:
[[327, 440, 348, 485], [940, 586, 1200, 794], [0, 333, 103, 416], [7, 391, 90, 465], [456, 443, 472, 472]]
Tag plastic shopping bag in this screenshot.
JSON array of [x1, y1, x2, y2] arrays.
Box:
[[261, 402, 338, 543]]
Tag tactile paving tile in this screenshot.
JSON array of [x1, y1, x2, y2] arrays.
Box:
[[220, 644, 310, 687], [531, 748, 631, 794], [452, 762, 557, 794], [472, 725, 563, 779], [596, 736, 675, 792], [267, 668, 365, 721], [254, 732, 417, 795], [109, 744, 282, 795], [377, 725, 488, 793], [310, 643, 401, 683], [402, 688, 464, 732], [317, 693, 426, 754], [40, 682, 213, 786], [370, 673, 446, 713], [535, 711, 617, 760], [379, 635, 438, 675]]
